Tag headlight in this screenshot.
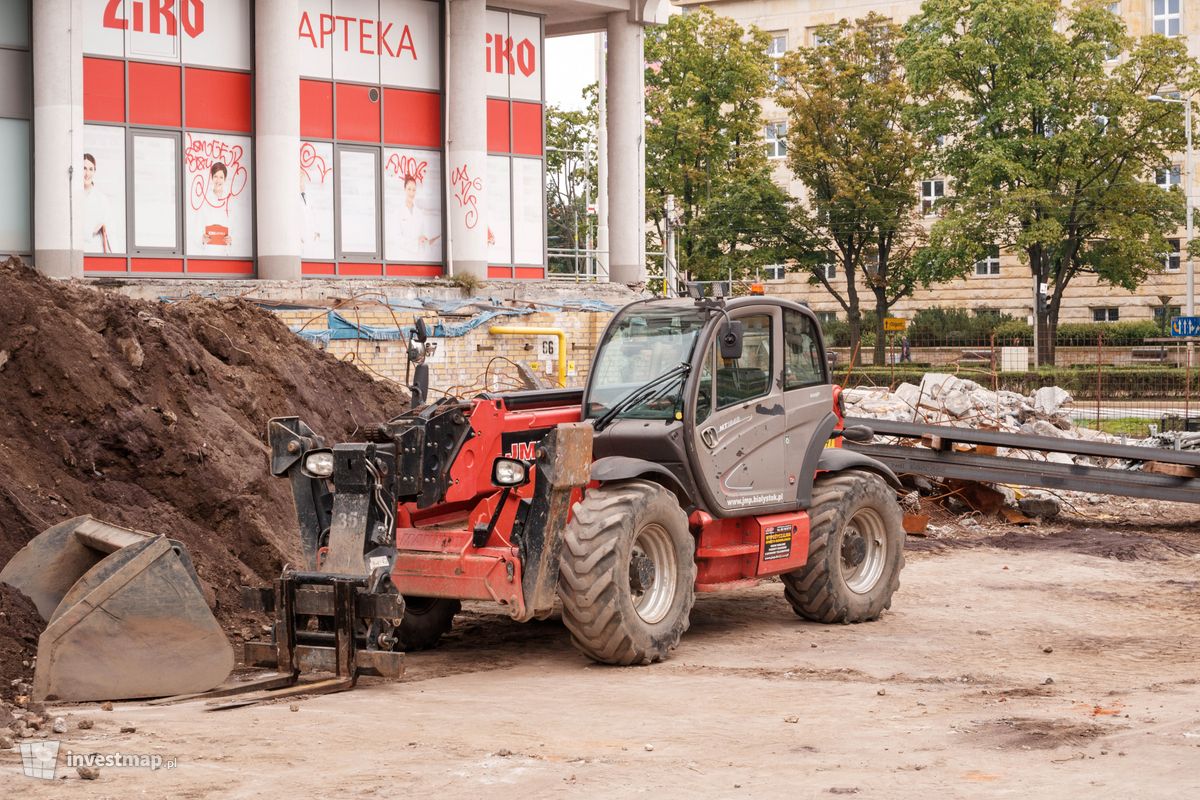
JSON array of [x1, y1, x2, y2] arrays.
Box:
[[492, 457, 529, 487], [302, 449, 335, 478]]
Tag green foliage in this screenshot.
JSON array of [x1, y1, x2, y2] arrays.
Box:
[[899, 0, 1197, 364], [644, 9, 792, 282], [905, 307, 1019, 346], [775, 15, 942, 363], [545, 94, 598, 273]]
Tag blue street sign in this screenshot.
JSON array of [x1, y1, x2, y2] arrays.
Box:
[[1170, 316, 1200, 337]]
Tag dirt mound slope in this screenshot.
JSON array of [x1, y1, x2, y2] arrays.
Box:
[[0, 258, 407, 640], [0, 582, 42, 699]]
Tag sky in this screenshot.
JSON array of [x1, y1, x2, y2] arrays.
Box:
[[545, 34, 599, 111]]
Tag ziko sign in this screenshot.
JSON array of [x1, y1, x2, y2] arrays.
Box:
[[485, 9, 541, 102], [84, 0, 251, 70], [297, 0, 440, 91], [102, 0, 205, 37]]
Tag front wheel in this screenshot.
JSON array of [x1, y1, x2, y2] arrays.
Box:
[[396, 596, 460, 651], [783, 471, 905, 623], [558, 481, 696, 665]]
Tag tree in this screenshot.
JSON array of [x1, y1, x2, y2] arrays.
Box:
[[776, 15, 948, 364], [900, 0, 1196, 364], [644, 7, 792, 284], [545, 93, 598, 276]]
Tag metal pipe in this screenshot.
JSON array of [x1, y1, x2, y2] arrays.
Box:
[[488, 326, 568, 387]]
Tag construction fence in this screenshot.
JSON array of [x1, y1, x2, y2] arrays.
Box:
[[835, 333, 1200, 438]]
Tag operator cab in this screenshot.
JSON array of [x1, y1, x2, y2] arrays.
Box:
[[583, 296, 836, 519]]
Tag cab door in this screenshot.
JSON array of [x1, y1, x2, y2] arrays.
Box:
[[782, 308, 835, 489], [690, 307, 791, 516]]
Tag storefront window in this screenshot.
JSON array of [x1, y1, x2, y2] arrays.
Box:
[[0, 0, 31, 257]]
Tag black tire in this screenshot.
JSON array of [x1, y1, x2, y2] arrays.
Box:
[[558, 481, 696, 665], [782, 471, 905, 623], [397, 596, 460, 651]]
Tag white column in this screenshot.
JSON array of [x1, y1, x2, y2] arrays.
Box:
[[446, 0, 487, 279], [255, 0, 301, 280], [32, 0, 83, 278], [606, 12, 644, 284], [595, 32, 608, 279]]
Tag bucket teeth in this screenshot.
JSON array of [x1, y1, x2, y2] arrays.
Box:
[[0, 516, 233, 702]]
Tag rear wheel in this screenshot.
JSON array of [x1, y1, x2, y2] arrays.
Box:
[[783, 472, 904, 623], [558, 481, 696, 665], [397, 596, 460, 651]]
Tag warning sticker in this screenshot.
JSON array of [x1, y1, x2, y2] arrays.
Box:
[[762, 524, 794, 561]]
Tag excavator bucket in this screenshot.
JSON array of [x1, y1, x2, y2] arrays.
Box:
[[0, 516, 233, 702]]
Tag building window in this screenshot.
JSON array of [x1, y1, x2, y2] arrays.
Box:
[[807, 26, 829, 47], [921, 179, 944, 215], [1154, 304, 1183, 322], [1154, 0, 1181, 37], [1156, 165, 1182, 187], [0, 1, 32, 256], [974, 245, 1001, 276], [765, 122, 787, 159], [823, 261, 837, 280], [1164, 238, 1182, 271], [767, 32, 787, 57], [1092, 307, 1120, 322], [761, 264, 787, 281], [815, 310, 838, 324]]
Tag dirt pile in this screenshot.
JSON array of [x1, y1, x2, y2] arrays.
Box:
[[0, 259, 407, 675], [0, 582, 41, 700]]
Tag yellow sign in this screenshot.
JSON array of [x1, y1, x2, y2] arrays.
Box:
[[883, 317, 907, 332]]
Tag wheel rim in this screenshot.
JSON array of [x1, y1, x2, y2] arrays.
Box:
[[629, 522, 677, 624], [840, 507, 887, 594]]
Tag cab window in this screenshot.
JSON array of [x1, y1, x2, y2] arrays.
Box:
[[715, 314, 773, 409], [784, 309, 825, 389]]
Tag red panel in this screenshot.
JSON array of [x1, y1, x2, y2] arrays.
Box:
[[84, 58, 125, 123], [129, 62, 181, 127], [386, 264, 443, 277], [487, 98, 510, 153], [511, 102, 543, 156], [131, 258, 184, 273], [336, 83, 380, 143], [488, 266, 513, 278], [338, 262, 384, 276], [383, 89, 441, 147], [300, 80, 334, 139], [185, 68, 252, 133], [187, 259, 254, 275], [514, 267, 545, 279], [303, 261, 337, 275], [84, 256, 127, 272]]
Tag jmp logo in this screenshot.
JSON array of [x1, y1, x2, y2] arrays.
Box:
[[506, 441, 538, 461], [19, 741, 60, 780], [104, 0, 205, 38]]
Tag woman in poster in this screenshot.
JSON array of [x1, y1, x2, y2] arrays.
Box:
[[198, 162, 233, 255], [392, 175, 440, 261], [82, 153, 113, 253]]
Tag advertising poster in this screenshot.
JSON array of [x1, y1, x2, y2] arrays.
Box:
[[511, 157, 543, 265], [84, 0, 251, 70], [184, 131, 252, 257], [300, 141, 335, 260], [83, 124, 127, 254], [339, 148, 379, 254], [487, 155, 511, 265], [383, 147, 442, 262]]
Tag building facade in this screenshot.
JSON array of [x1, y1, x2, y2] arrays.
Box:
[[678, 0, 1198, 326], [1, 0, 665, 283]]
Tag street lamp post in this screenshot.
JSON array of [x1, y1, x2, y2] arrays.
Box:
[[1149, 93, 1195, 318]]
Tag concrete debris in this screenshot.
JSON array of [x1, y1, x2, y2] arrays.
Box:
[[1018, 495, 1062, 520]]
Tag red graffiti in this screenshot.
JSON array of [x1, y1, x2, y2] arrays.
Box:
[[185, 133, 247, 212], [104, 0, 204, 38], [384, 153, 429, 184], [300, 142, 331, 183], [450, 165, 482, 229]]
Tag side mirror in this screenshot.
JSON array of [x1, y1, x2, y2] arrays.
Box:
[[414, 317, 429, 343], [719, 320, 744, 361]]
